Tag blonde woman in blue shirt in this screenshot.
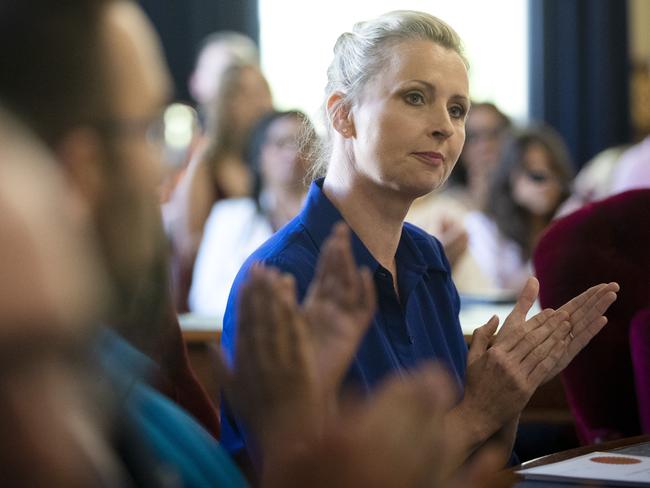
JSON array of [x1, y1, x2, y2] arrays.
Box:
[[221, 10, 619, 472]]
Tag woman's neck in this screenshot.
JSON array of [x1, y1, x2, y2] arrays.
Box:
[[322, 157, 411, 274]]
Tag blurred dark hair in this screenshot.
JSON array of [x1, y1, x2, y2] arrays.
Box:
[[471, 102, 511, 129], [449, 102, 512, 187], [201, 63, 269, 181], [485, 124, 574, 259], [244, 109, 317, 211], [0, 0, 109, 148]]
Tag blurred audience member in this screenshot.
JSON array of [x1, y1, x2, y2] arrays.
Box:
[[609, 135, 650, 194], [464, 126, 573, 295], [190, 110, 316, 317], [0, 0, 220, 436], [189, 31, 260, 110], [0, 109, 122, 486], [168, 61, 273, 310], [556, 144, 630, 217], [556, 136, 649, 218], [453, 102, 513, 210]]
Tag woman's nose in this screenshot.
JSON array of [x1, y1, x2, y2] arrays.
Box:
[[430, 105, 454, 140]]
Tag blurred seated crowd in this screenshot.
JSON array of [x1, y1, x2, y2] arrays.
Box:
[[0, 0, 646, 486]]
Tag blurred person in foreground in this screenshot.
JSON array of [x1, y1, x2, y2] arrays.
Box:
[[0, 0, 220, 437], [0, 109, 120, 485]]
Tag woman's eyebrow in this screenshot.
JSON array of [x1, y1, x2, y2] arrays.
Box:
[[407, 80, 470, 105]]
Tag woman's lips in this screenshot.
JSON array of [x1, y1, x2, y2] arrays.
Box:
[[411, 151, 445, 166]]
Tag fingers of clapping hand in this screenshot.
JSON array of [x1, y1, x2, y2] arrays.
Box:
[[401, 364, 459, 484], [310, 227, 339, 299], [561, 282, 618, 343], [403, 363, 457, 419], [306, 221, 376, 325], [519, 313, 570, 379], [509, 308, 569, 361], [207, 342, 233, 395], [237, 264, 306, 373], [365, 364, 456, 481], [467, 315, 499, 366], [526, 324, 571, 387], [357, 266, 377, 323], [559, 282, 617, 317], [313, 222, 360, 306], [495, 277, 539, 346]]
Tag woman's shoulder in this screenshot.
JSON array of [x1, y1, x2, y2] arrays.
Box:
[[232, 220, 321, 293]]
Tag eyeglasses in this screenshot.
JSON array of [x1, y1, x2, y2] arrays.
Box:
[[266, 136, 300, 151], [94, 103, 199, 167], [465, 127, 506, 144], [523, 168, 556, 184], [95, 112, 166, 151]]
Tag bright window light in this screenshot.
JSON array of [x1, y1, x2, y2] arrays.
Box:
[[259, 0, 529, 131]]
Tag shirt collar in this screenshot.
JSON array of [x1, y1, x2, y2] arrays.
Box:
[[400, 223, 449, 274]]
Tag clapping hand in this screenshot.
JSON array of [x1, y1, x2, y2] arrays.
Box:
[[464, 276, 618, 438], [303, 222, 376, 407], [464, 277, 571, 433], [214, 222, 376, 452], [543, 281, 619, 381]]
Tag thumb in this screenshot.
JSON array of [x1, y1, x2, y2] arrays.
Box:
[[467, 315, 499, 365], [501, 277, 539, 334]]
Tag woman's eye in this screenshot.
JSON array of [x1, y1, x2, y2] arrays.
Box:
[[449, 105, 466, 119], [405, 92, 425, 105]]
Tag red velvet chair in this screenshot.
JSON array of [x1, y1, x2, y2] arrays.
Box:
[[533, 189, 650, 445], [630, 308, 650, 434]]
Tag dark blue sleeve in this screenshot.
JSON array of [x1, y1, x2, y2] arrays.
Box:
[[219, 257, 253, 457]]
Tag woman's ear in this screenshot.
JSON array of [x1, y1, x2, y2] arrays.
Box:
[[326, 91, 355, 138]]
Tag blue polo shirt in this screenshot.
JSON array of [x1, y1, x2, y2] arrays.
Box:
[[220, 178, 468, 455]]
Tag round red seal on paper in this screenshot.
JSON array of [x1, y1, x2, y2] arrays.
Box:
[[589, 456, 642, 465]]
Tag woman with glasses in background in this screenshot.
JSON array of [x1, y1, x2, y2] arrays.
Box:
[[189, 110, 316, 318], [464, 125, 574, 296]]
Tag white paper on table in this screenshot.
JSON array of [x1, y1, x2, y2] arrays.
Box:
[[517, 451, 650, 486]]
